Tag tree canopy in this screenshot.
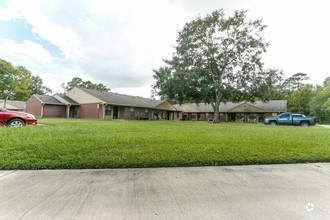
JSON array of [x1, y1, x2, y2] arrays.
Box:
[[0, 59, 32, 105], [62, 77, 110, 92], [28, 75, 52, 95], [153, 9, 281, 122]]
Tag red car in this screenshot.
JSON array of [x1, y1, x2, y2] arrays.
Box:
[[0, 107, 37, 127]]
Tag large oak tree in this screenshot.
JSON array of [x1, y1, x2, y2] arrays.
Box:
[[153, 10, 281, 123]]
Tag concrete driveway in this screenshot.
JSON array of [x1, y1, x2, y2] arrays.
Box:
[[1, 163, 330, 219]]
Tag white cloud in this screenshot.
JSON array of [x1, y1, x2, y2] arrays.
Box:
[[1, 0, 329, 98], [0, 39, 53, 64]]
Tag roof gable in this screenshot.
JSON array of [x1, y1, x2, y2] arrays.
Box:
[[228, 102, 264, 113], [154, 100, 177, 111]]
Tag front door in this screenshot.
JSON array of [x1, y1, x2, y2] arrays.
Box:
[[71, 106, 78, 118], [230, 113, 236, 122], [113, 106, 118, 119], [258, 113, 264, 122]]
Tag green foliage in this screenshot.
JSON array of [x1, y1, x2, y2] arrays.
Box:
[[62, 77, 110, 92], [310, 79, 330, 123], [28, 75, 52, 95], [153, 9, 281, 122], [0, 119, 329, 169], [282, 73, 309, 94], [0, 59, 32, 101], [287, 84, 314, 115]]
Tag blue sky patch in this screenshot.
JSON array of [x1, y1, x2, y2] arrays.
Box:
[[0, 19, 64, 58]]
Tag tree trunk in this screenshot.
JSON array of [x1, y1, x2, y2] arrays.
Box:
[[213, 95, 221, 123], [3, 95, 9, 109]]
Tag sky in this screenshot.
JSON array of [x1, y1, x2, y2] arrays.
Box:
[[0, 0, 329, 98]]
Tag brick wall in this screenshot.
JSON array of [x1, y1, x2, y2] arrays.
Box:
[[120, 106, 147, 120], [78, 103, 99, 119], [43, 105, 66, 118], [26, 95, 42, 117], [174, 111, 181, 120]]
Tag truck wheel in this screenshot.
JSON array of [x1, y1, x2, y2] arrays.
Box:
[[300, 121, 309, 127], [269, 121, 276, 126], [7, 119, 25, 127]]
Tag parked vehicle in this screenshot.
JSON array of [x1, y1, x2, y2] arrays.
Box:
[[264, 113, 318, 127], [0, 107, 37, 127]]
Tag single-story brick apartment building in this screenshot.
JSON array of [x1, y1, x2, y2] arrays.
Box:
[[26, 87, 178, 120], [26, 87, 286, 122], [174, 100, 287, 123]]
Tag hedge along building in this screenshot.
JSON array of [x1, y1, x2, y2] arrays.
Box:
[[26, 87, 179, 120], [174, 100, 287, 122]]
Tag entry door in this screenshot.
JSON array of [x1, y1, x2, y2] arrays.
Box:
[[231, 113, 236, 122], [258, 113, 264, 122], [71, 106, 78, 118], [113, 106, 118, 119]]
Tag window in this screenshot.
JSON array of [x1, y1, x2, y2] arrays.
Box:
[[177, 112, 180, 118], [130, 107, 135, 116], [145, 109, 149, 118], [281, 113, 290, 118], [206, 113, 209, 119], [191, 114, 197, 119], [272, 113, 277, 117], [249, 113, 257, 120], [105, 106, 111, 115], [237, 113, 244, 120], [219, 113, 223, 119]]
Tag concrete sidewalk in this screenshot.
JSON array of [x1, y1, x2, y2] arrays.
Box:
[[1, 164, 330, 219]]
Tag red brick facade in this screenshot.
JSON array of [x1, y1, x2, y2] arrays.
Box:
[[43, 105, 66, 118], [77, 103, 99, 119], [26, 95, 42, 117]]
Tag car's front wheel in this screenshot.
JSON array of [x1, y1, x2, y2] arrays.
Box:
[[7, 119, 25, 127]]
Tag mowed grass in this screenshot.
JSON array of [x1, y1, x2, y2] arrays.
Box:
[[0, 118, 329, 169]]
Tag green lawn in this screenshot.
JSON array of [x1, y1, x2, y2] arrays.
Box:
[[0, 119, 329, 169]]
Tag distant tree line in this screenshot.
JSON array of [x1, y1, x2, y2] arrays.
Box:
[[61, 77, 110, 92], [270, 73, 330, 123], [0, 58, 110, 106], [0, 58, 52, 105]]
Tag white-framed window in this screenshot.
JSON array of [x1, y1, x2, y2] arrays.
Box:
[[206, 113, 209, 119], [272, 113, 277, 117], [130, 107, 135, 116]]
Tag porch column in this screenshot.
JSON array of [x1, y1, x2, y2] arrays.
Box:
[[41, 103, 45, 118], [66, 104, 71, 119], [102, 103, 106, 120]]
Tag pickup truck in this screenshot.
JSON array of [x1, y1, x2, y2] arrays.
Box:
[[264, 113, 318, 127], [0, 107, 37, 127]]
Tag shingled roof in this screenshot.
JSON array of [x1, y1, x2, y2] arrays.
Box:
[[0, 100, 26, 110], [175, 100, 287, 113], [78, 88, 166, 109], [55, 94, 79, 105], [35, 95, 65, 105]]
